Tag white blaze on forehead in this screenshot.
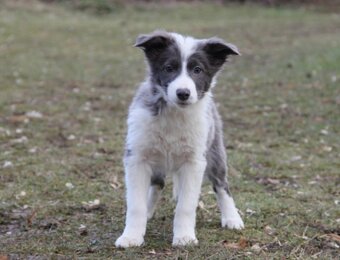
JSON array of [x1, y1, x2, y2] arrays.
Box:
[[166, 32, 200, 105], [170, 32, 198, 60], [167, 61, 198, 105]]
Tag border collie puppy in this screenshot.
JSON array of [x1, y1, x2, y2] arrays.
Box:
[[115, 30, 244, 248]]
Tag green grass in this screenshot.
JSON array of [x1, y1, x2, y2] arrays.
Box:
[[0, 1, 339, 258]]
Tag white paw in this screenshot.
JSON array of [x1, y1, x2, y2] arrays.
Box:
[[115, 235, 144, 248], [172, 236, 198, 247], [222, 214, 244, 230]]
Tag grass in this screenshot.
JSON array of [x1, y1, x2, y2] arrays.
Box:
[[0, 1, 339, 258]]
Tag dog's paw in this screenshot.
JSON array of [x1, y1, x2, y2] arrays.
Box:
[[172, 236, 198, 247], [222, 214, 244, 230], [115, 235, 144, 248]]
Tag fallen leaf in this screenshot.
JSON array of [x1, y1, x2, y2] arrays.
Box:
[[257, 177, 280, 185], [311, 251, 323, 259], [264, 225, 276, 236], [0, 255, 9, 260], [78, 224, 88, 236], [26, 111, 43, 119], [237, 142, 253, 149], [3, 161, 13, 168], [290, 155, 302, 162], [73, 87, 80, 93], [16, 78, 23, 85], [267, 178, 281, 185], [7, 115, 29, 124], [198, 201, 209, 212], [65, 182, 74, 189], [82, 199, 101, 211], [29, 147, 37, 153], [67, 134, 76, 140], [308, 180, 317, 185], [246, 208, 256, 215], [222, 237, 248, 249], [79, 224, 86, 229], [15, 128, 23, 134], [148, 249, 156, 255], [320, 129, 329, 135], [280, 103, 288, 109], [320, 233, 340, 242], [109, 175, 122, 189], [27, 208, 38, 227], [328, 242, 339, 249], [15, 191, 27, 199], [251, 243, 261, 253], [11, 136, 28, 144], [331, 75, 337, 83], [322, 146, 332, 152]]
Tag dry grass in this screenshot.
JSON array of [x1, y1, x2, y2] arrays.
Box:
[[0, 1, 339, 258]]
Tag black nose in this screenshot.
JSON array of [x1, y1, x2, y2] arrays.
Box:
[[176, 88, 190, 101]]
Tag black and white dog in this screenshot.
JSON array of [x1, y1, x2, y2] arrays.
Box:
[[115, 31, 244, 247]]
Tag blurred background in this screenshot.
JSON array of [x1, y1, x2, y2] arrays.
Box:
[[0, 0, 339, 258]]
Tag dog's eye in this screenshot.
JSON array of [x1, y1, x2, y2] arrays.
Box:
[[164, 65, 174, 73], [193, 66, 202, 74]]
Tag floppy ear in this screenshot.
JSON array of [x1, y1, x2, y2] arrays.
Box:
[[202, 38, 240, 68], [134, 30, 173, 59]]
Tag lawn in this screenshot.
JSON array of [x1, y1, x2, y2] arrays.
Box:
[[0, 1, 339, 259]]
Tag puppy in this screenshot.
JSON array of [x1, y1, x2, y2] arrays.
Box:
[[115, 30, 244, 248]]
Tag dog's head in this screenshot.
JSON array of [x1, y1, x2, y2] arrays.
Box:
[[135, 30, 239, 107]]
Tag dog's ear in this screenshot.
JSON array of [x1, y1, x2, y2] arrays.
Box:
[[134, 31, 173, 58], [202, 38, 240, 69]]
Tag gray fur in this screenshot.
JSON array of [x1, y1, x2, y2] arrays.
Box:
[[205, 102, 231, 195], [125, 149, 132, 157], [134, 31, 239, 195], [151, 171, 165, 190], [134, 31, 182, 115]]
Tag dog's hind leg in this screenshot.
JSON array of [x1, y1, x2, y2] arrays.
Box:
[[206, 139, 244, 230], [213, 180, 244, 229], [147, 172, 165, 220]]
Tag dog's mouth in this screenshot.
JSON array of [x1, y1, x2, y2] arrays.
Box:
[[167, 98, 193, 108], [177, 101, 190, 107]]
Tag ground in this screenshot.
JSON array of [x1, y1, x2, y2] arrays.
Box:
[[0, 1, 339, 259]]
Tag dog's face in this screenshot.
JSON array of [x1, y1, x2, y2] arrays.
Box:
[[135, 31, 240, 107]]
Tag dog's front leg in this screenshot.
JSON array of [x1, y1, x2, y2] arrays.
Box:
[[172, 159, 206, 246], [115, 160, 151, 248]]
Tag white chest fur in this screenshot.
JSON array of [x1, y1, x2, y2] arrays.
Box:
[[126, 97, 210, 172]]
